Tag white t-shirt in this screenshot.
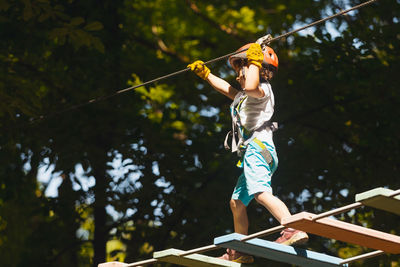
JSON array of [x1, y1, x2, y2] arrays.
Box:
[[231, 82, 275, 144]]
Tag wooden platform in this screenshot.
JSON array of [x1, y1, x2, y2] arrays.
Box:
[[282, 212, 400, 254], [355, 187, 400, 215], [98, 262, 127, 267], [153, 248, 244, 267], [214, 233, 346, 267]]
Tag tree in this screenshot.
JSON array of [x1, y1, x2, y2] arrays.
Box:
[[1, 0, 399, 266]]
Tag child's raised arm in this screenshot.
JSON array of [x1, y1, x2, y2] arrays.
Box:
[[188, 60, 239, 100], [206, 73, 239, 100], [243, 43, 265, 98]]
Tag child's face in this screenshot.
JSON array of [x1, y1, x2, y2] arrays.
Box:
[[234, 65, 272, 88]]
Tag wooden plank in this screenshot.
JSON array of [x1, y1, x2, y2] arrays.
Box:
[[282, 212, 400, 254], [355, 187, 400, 215], [98, 262, 127, 267], [153, 248, 244, 267], [214, 233, 346, 267]]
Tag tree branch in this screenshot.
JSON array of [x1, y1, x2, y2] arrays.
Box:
[[151, 25, 189, 63], [129, 34, 187, 63], [186, 0, 248, 43]]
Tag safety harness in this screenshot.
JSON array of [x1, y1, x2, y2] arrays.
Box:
[[224, 91, 278, 167]]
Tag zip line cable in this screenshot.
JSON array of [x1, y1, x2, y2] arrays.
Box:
[[33, 0, 378, 123]]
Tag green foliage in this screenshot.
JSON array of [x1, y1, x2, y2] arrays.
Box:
[[1, 0, 400, 266], [49, 17, 105, 52]]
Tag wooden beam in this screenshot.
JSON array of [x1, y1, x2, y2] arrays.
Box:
[[98, 262, 127, 267], [153, 248, 244, 267], [355, 187, 400, 215], [282, 212, 400, 254], [214, 233, 346, 267]]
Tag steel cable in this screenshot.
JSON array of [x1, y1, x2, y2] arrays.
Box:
[[33, 0, 378, 122]]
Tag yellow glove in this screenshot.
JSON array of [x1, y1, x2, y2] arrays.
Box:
[[187, 60, 210, 80], [246, 43, 263, 69]]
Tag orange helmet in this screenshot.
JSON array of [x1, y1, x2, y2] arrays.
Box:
[[229, 43, 278, 73]]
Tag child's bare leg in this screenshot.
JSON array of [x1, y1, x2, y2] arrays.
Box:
[[219, 199, 254, 263], [254, 191, 291, 223], [254, 191, 309, 245], [230, 199, 249, 235]]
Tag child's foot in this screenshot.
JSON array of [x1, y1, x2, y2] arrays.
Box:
[[218, 248, 254, 263], [275, 228, 309, 246]]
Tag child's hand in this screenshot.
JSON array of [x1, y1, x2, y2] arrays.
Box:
[[187, 60, 210, 80], [246, 43, 263, 69]]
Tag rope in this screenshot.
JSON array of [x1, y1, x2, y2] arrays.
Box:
[[32, 0, 378, 122], [28, 2, 382, 261], [267, 0, 379, 43]]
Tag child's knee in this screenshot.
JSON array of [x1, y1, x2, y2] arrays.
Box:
[[254, 191, 273, 204], [230, 199, 246, 214]]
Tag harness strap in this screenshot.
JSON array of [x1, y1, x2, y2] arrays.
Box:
[[252, 138, 273, 166], [235, 137, 274, 168], [224, 130, 235, 151], [224, 92, 247, 153], [224, 88, 278, 156], [224, 120, 278, 155]]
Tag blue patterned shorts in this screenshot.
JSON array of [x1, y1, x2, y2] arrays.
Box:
[[231, 139, 278, 206]]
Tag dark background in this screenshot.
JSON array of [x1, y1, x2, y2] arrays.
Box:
[[0, 0, 399, 266]]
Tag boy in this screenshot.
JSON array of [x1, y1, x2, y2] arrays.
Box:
[[188, 43, 308, 263]]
